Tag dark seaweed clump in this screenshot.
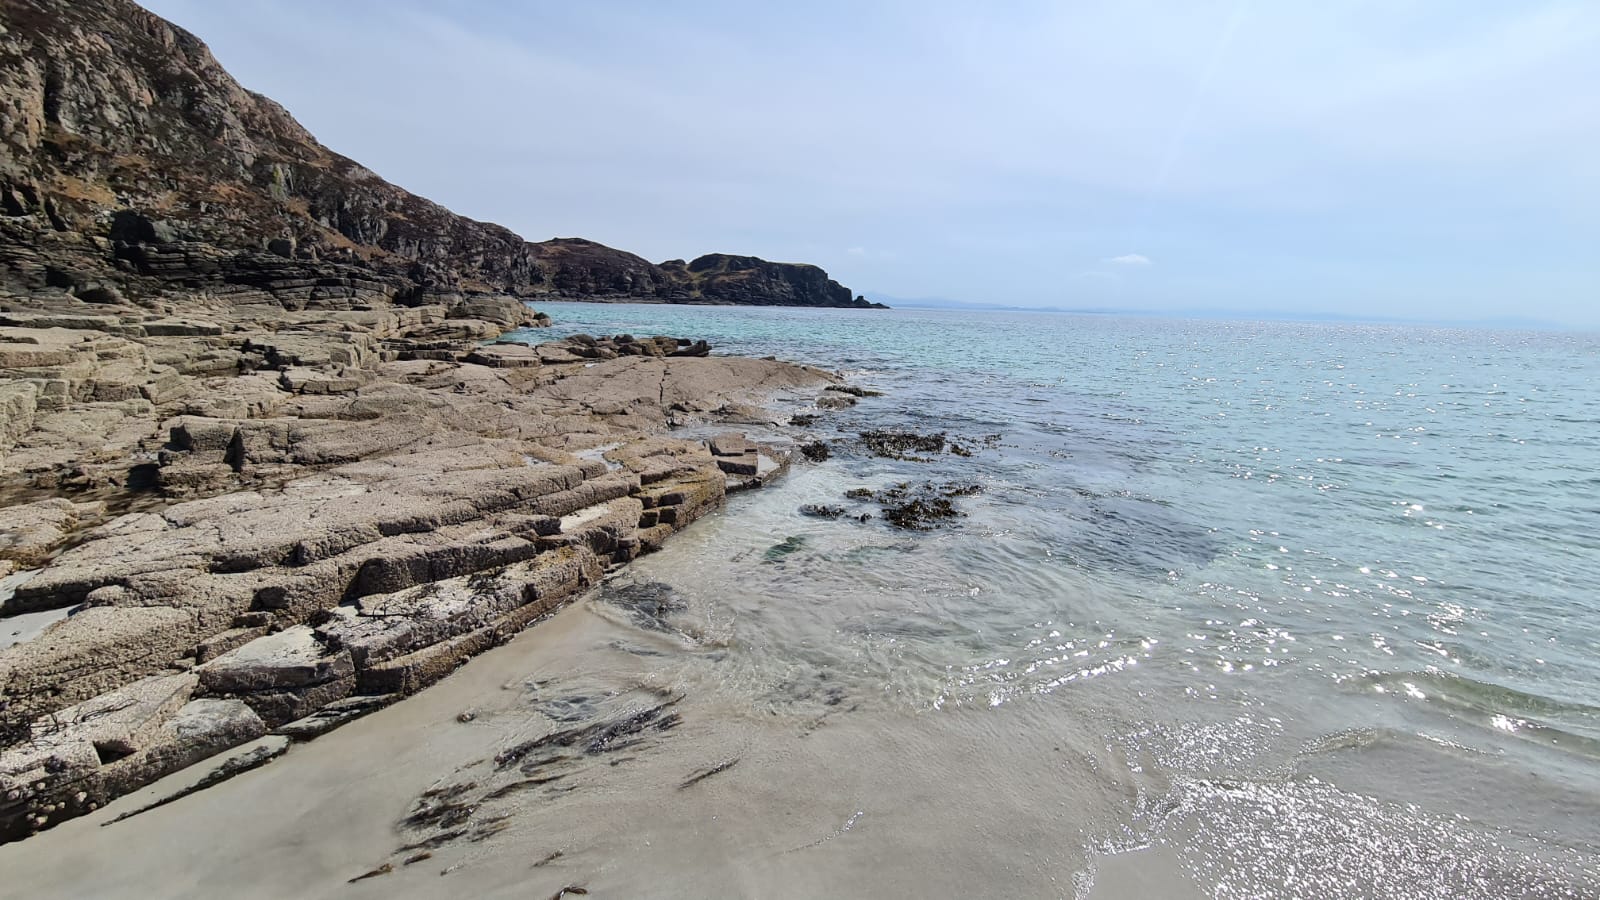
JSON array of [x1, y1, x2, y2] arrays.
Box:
[[828, 385, 883, 398], [602, 581, 685, 633], [494, 697, 683, 769], [800, 441, 831, 462], [860, 430, 947, 461], [764, 535, 807, 561], [799, 504, 845, 518], [846, 481, 980, 530]]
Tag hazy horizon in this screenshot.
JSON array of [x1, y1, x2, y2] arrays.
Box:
[[143, 1, 1599, 327], [862, 292, 1589, 331]]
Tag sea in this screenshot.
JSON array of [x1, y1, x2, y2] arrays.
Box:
[[501, 302, 1600, 898]]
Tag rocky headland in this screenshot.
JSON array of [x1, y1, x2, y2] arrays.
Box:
[[0, 0, 862, 841], [0, 0, 879, 310]]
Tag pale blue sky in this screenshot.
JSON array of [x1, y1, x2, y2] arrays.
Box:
[[143, 1, 1599, 326]]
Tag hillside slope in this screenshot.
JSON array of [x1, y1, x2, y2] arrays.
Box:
[[0, 0, 876, 309]]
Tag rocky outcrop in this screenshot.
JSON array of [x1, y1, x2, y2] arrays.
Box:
[[527, 239, 675, 301], [0, 0, 873, 310], [661, 254, 888, 308], [0, 287, 836, 840], [0, 0, 542, 306]]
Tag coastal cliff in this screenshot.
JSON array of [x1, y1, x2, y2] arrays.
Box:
[[0, 0, 865, 841], [0, 0, 872, 309], [662, 254, 886, 308]]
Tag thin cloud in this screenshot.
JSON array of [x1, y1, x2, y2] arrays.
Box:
[[1105, 253, 1152, 266]]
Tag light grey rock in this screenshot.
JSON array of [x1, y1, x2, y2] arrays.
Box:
[[198, 626, 352, 694], [0, 498, 104, 570]]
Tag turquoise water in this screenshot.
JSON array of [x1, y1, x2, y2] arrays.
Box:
[[510, 303, 1600, 896]]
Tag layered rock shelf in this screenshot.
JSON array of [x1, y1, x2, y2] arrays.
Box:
[[0, 288, 836, 841]]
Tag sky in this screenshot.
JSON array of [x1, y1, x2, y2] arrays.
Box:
[[142, 1, 1600, 326]]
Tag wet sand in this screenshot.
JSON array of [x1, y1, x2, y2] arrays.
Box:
[[0, 581, 1144, 898]]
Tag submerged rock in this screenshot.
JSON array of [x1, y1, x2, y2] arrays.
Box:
[[860, 430, 948, 460], [764, 536, 808, 561], [799, 504, 846, 518], [599, 581, 686, 633], [843, 481, 981, 530]]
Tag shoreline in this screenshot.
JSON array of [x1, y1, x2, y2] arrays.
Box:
[[0, 291, 854, 841], [3, 304, 1597, 897]]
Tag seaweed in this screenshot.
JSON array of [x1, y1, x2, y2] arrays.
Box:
[[799, 504, 844, 518], [679, 757, 740, 789], [764, 535, 806, 561], [860, 429, 946, 461], [494, 697, 683, 770], [348, 863, 392, 883], [844, 481, 981, 530]]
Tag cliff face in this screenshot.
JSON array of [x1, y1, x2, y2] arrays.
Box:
[[661, 255, 886, 308], [0, 0, 874, 310], [0, 0, 546, 306]]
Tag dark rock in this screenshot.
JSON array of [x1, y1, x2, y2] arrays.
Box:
[[670, 339, 711, 357], [845, 481, 980, 530], [601, 582, 686, 633], [656, 254, 879, 309], [826, 384, 883, 398], [861, 430, 947, 460], [799, 440, 830, 462]]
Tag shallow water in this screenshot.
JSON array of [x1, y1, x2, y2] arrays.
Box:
[[5, 305, 1596, 898], [514, 304, 1600, 896]]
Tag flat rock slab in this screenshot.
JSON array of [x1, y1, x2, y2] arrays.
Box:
[[272, 693, 397, 741], [141, 318, 223, 337], [199, 626, 353, 693], [708, 433, 757, 457], [465, 344, 541, 368], [166, 698, 266, 749]]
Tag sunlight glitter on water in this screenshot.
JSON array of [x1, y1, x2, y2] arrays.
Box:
[[515, 303, 1600, 895]]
